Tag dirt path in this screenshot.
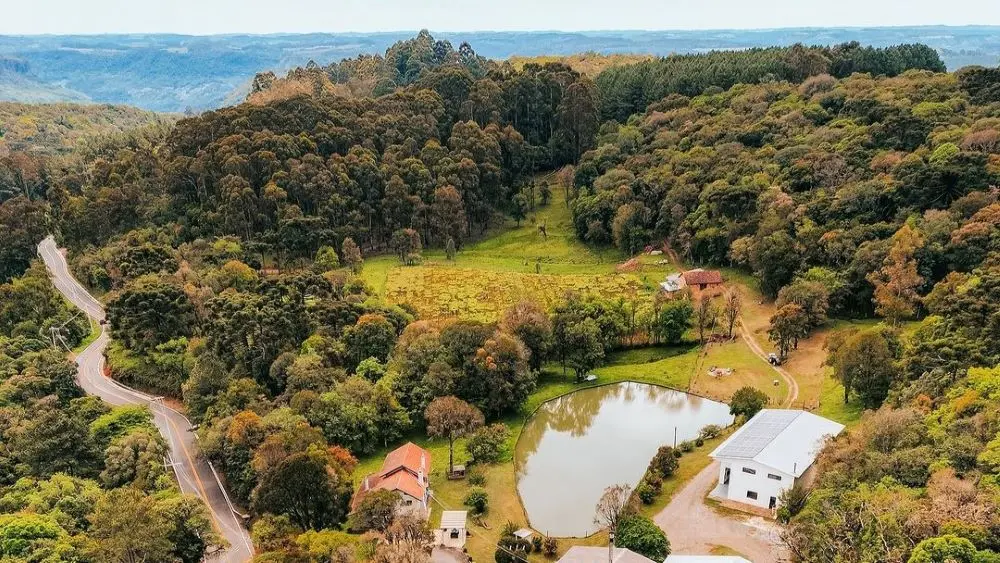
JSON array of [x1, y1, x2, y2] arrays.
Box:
[[654, 460, 787, 562], [738, 315, 799, 407]]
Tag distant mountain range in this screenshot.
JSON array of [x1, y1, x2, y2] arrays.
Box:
[[0, 27, 998, 113]]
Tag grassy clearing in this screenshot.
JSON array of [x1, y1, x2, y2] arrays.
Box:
[[690, 341, 789, 406], [361, 185, 673, 321], [731, 281, 869, 426]]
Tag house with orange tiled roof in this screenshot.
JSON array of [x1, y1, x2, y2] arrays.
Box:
[[351, 442, 432, 517], [682, 268, 723, 291]]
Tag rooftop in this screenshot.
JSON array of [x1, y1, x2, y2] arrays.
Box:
[[682, 269, 723, 285], [711, 409, 844, 477], [665, 556, 753, 563], [557, 546, 655, 563], [440, 511, 467, 529], [351, 442, 431, 512]]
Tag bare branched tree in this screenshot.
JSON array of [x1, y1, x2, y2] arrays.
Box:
[[594, 484, 637, 533], [723, 289, 742, 339], [696, 295, 718, 344]]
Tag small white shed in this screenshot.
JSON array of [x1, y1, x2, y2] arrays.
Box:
[[438, 510, 468, 549]]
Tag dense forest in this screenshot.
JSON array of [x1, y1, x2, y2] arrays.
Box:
[[572, 60, 1000, 561], [3, 30, 1000, 563], [0, 264, 221, 562]]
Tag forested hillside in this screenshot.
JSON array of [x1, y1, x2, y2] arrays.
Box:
[[1, 27, 999, 111], [3, 30, 1000, 563], [571, 62, 1000, 561], [0, 263, 221, 562], [0, 101, 169, 155]]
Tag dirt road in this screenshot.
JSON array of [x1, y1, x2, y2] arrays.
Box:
[[654, 460, 787, 562]]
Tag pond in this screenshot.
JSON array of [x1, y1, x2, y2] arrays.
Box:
[[515, 381, 734, 537]]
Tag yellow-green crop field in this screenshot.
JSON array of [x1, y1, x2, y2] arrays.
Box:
[[383, 263, 647, 321]]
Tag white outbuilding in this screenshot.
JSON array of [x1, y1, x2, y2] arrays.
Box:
[[437, 510, 468, 549], [709, 409, 844, 511]]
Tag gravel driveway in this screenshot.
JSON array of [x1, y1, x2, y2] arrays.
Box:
[[654, 461, 788, 563]]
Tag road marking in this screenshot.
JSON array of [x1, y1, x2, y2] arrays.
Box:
[[163, 410, 227, 537]]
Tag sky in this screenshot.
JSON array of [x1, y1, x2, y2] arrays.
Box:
[[5, 0, 1000, 35]]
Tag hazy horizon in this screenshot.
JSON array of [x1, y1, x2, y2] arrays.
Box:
[[5, 23, 1000, 38], [7, 0, 1000, 35]]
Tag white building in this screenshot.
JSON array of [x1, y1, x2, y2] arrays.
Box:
[[709, 409, 844, 510], [557, 546, 654, 563], [437, 510, 468, 549], [665, 556, 752, 563]]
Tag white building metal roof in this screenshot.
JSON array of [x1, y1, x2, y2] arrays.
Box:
[[557, 546, 655, 563], [665, 556, 753, 563], [439, 511, 467, 529], [710, 409, 844, 477]]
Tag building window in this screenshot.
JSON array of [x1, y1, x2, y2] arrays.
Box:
[[742, 467, 756, 475], [450, 529, 460, 539], [767, 473, 782, 481], [405, 500, 413, 505], [746, 491, 758, 500]]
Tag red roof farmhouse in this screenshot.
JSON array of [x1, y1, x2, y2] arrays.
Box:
[[351, 442, 431, 516]]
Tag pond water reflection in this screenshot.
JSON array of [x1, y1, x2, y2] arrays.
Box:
[[515, 381, 733, 537]]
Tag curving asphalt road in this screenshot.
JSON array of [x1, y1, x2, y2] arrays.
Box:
[[38, 236, 254, 563]]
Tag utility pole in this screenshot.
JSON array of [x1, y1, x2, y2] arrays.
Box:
[[673, 426, 678, 448]]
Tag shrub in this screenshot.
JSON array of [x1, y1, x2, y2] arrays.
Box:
[[695, 437, 705, 447], [495, 536, 531, 563], [500, 520, 518, 538], [532, 535, 543, 552], [678, 440, 696, 453], [464, 488, 488, 514], [635, 482, 657, 505], [777, 482, 810, 523], [648, 446, 680, 478], [466, 423, 511, 464], [644, 472, 663, 493], [699, 424, 723, 440], [615, 514, 671, 561], [468, 467, 486, 486], [543, 535, 558, 557]]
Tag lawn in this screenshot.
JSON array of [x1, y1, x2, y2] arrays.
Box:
[[360, 183, 673, 321], [730, 280, 866, 426]]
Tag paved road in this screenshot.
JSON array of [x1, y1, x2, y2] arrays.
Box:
[[38, 236, 254, 563], [655, 460, 787, 563]]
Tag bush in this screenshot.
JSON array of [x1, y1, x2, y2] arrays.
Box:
[[464, 488, 489, 514], [678, 440, 696, 453], [495, 535, 531, 563], [615, 515, 671, 561], [777, 482, 810, 523], [644, 472, 663, 493], [466, 423, 511, 464], [730, 386, 769, 420], [532, 535, 543, 552], [695, 437, 705, 447], [500, 520, 518, 538], [635, 481, 657, 505], [699, 424, 723, 440], [648, 446, 680, 478], [468, 467, 486, 486], [543, 536, 558, 557]]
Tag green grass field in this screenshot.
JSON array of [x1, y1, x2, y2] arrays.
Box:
[[361, 185, 674, 321]]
